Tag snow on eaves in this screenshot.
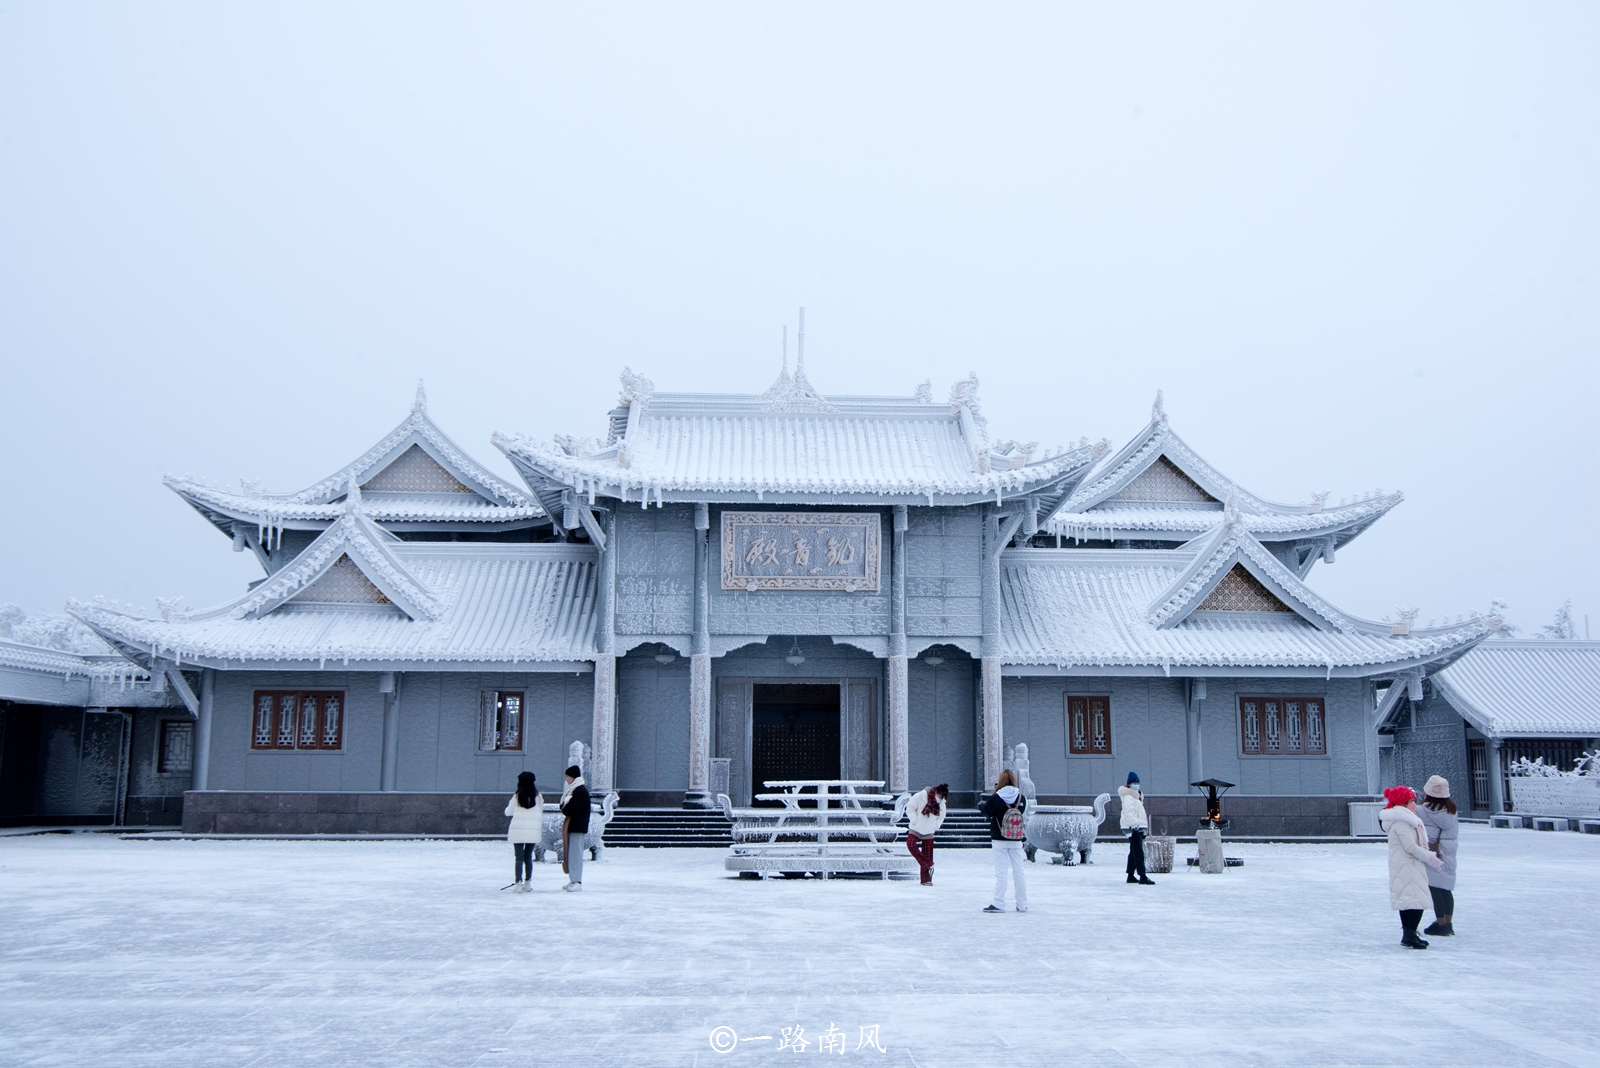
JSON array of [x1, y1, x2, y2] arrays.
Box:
[[1000, 549, 1494, 672], [1432, 640, 1600, 737], [494, 395, 1103, 503], [231, 510, 441, 622], [1056, 414, 1403, 531], [1146, 519, 1345, 630], [163, 477, 545, 526], [0, 637, 149, 682], [67, 543, 600, 668]]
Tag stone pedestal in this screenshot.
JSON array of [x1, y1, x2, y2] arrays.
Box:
[[1195, 826, 1224, 874]]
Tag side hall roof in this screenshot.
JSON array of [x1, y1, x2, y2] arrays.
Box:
[[68, 510, 598, 670], [999, 523, 1495, 675], [1047, 394, 1401, 548], [165, 382, 543, 538], [1431, 640, 1600, 738], [494, 369, 1106, 507]]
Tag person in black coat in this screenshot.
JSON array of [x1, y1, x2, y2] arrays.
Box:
[[559, 765, 591, 892]]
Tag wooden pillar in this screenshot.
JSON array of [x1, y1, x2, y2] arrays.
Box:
[[192, 668, 215, 791], [379, 672, 399, 791], [1186, 678, 1206, 787], [591, 509, 618, 795], [1487, 738, 1506, 814], [685, 502, 714, 808], [887, 505, 909, 795]]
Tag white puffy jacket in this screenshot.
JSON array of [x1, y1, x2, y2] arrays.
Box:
[[1378, 804, 1441, 911], [905, 788, 947, 837], [505, 793, 544, 844], [1118, 785, 1148, 831]]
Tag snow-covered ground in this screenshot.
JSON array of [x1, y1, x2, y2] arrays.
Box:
[[1, 826, 1595, 1068]]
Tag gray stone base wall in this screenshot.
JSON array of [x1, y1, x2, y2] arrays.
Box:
[[182, 791, 518, 835], [1042, 793, 1378, 838]]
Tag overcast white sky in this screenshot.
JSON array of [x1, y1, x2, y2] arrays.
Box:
[[1, 3, 1595, 636]]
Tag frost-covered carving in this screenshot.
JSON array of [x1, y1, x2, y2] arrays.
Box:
[[156, 597, 189, 622], [1390, 607, 1419, 636], [913, 379, 933, 403], [760, 353, 837, 414], [1305, 491, 1330, 514], [948, 373, 984, 425], [1151, 389, 1166, 425], [618, 366, 655, 408], [412, 379, 427, 414]]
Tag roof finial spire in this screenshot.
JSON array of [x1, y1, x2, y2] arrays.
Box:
[[796, 307, 806, 375], [1152, 389, 1166, 425], [413, 379, 427, 414]]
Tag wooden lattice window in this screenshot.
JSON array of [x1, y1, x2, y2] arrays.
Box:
[[157, 720, 193, 773], [1239, 696, 1326, 755], [1067, 696, 1113, 755], [252, 691, 344, 750], [479, 691, 524, 752], [1196, 565, 1292, 613]]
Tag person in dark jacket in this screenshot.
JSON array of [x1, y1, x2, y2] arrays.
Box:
[[559, 765, 591, 892], [980, 770, 1028, 913]]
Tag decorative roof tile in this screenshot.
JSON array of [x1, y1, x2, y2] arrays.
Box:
[[1432, 640, 1600, 737]]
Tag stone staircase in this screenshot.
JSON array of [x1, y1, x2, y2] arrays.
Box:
[[603, 808, 993, 848]]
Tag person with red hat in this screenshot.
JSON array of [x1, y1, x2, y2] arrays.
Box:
[[1378, 785, 1444, 948]]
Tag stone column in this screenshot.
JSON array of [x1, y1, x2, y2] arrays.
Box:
[[887, 505, 909, 795], [979, 506, 1005, 790], [1487, 737, 1505, 814], [1185, 678, 1206, 787], [591, 509, 618, 795], [685, 502, 714, 808], [192, 668, 215, 791], [379, 672, 399, 791]]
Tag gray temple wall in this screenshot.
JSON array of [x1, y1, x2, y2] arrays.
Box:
[[1000, 675, 1371, 798], [1387, 690, 1470, 801], [0, 705, 186, 826], [124, 710, 192, 824], [204, 670, 593, 794], [904, 506, 984, 641], [615, 504, 696, 637]]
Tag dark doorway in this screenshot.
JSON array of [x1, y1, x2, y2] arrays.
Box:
[[751, 684, 840, 803]]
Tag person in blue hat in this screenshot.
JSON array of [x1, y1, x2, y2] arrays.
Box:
[[1119, 771, 1154, 884]]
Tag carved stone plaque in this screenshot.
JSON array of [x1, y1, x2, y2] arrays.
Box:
[[720, 511, 881, 592]]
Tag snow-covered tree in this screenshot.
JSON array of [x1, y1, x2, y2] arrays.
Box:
[[1539, 600, 1578, 640], [1488, 600, 1520, 638], [0, 604, 108, 654]]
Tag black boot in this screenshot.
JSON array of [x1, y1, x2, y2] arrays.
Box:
[[1401, 930, 1429, 949], [1126, 873, 1138, 884], [1423, 921, 1445, 936], [1138, 874, 1155, 885]]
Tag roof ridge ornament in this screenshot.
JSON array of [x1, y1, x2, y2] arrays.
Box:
[[914, 379, 933, 403], [344, 477, 363, 515], [1152, 389, 1167, 426], [1223, 490, 1241, 528], [1305, 491, 1330, 514], [413, 379, 427, 415], [761, 308, 838, 414], [618, 366, 654, 408]]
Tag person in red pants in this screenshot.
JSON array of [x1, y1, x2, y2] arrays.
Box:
[[905, 783, 949, 885]]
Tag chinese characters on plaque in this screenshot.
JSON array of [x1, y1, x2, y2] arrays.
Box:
[[720, 512, 881, 593]]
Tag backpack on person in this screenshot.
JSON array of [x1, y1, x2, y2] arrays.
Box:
[[1001, 799, 1026, 840]]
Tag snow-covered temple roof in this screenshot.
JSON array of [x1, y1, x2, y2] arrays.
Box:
[[69, 508, 598, 670], [1047, 393, 1400, 572], [1429, 640, 1600, 738], [1000, 515, 1494, 676], [0, 620, 170, 708], [165, 383, 544, 543], [494, 368, 1107, 509]]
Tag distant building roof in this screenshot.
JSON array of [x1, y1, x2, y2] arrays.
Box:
[[495, 369, 1106, 508], [1432, 640, 1600, 738]]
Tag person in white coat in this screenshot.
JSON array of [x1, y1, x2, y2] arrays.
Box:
[[1378, 785, 1444, 949], [1119, 772, 1154, 885], [904, 783, 948, 885], [981, 770, 1028, 913], [504, 771, 543, 892]]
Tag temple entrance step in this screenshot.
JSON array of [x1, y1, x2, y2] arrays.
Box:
[[602, 808, 996, 848], [605, 809, 735, 847]]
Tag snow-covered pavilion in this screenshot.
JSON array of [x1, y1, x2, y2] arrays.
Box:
[[67, 363, 1497, 835]]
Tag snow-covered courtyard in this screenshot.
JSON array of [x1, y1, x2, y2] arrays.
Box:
[[1, 826, 1596, 1068]]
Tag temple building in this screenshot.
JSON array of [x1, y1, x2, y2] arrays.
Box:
[[65, 362, 1498, 835]]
